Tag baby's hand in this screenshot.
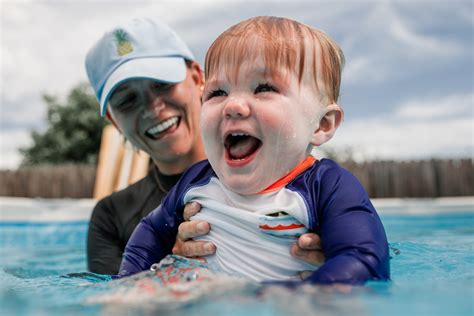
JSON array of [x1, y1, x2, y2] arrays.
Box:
[[172, 202, 216, 259]]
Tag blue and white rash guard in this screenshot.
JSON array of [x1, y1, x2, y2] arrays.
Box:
[[119, 157, 390, 285]]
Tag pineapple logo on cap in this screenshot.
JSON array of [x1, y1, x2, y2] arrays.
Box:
[[114, 29, 133, 56]]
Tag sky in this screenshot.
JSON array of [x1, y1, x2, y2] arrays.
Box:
[[1, 0, 473, 169]]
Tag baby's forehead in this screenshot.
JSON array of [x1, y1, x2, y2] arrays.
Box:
[[207, 35, 321, 82], [211, 59, 288, 78], [205, 17, 343, 104]]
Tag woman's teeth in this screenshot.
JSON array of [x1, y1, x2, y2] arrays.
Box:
[[146, 117, 179, 137]]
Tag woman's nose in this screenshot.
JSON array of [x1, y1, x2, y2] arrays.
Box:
[[141, 93, 165, 119], [223, 97, 250, 119]]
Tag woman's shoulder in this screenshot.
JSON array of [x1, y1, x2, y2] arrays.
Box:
[[178, 159, 215, 186], [94, 170, 157, 213]]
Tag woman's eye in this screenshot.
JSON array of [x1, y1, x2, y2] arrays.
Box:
[[112, 94, 138, 112], [152, 82, 171, 92], [255, 83, 277, 94], [206, 89, 227, 100]]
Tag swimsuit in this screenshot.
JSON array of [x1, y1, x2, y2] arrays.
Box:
[[87, 167, 181, 274], [120, 157, 390, 284]]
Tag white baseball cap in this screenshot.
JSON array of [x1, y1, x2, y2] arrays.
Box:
[[85, 17, 195, 116]]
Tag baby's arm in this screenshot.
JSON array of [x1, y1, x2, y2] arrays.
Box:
[[118, 204, 179, 277], [305, 164, 390, 284], [119, 161, 213, 277], [306, 207, 389, 284]]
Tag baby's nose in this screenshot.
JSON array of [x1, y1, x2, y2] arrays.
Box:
[[223, 97, 250, 119]]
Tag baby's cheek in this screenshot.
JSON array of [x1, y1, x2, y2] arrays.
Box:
[[200, 111, 222, 152], [262, 113, 289, 129], [200, 110, 213, 134], [268, 118, 296, 138]]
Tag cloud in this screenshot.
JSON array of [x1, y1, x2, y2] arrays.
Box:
[[388, 5, 463, 58], [341, 2, 467, 86], [1, 1, 472, 169], [343, 56, 385, 85], [330, 93, 474, 161], [1, 93, 47, 131], [0, 130, 31, 170], [394, 94, 473, 120]]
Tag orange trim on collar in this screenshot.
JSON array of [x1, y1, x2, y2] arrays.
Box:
[[257, 156, 317, 194]]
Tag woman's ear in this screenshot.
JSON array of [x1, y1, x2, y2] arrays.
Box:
[[310, 103, 344, 146], [189, 61, 205, 89]]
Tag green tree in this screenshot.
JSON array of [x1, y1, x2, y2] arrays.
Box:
[[20, 83, 108, 166]]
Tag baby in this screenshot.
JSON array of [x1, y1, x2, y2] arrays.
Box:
[[119, 16, 390, 285]]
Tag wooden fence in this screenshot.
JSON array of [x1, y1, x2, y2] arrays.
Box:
[[0, 164, 96, 198], [0, 159, 472, 198], [341, 159, 473, 198]]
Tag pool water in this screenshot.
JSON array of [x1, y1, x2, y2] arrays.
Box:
[[1, 205, 473, 315]]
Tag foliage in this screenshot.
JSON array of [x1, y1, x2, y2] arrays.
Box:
[[20, 83, 108, 166]]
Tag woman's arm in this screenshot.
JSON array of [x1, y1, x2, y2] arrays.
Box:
[[87, 200, 124, 275]]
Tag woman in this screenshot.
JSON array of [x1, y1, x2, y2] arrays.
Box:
[[85, 17, 324, 276]]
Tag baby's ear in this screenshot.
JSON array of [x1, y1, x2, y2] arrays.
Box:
[[310, 103, 344, 146]]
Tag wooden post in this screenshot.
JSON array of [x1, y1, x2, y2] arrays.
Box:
[[93, 125, 123, 199], [129, 149, 150, 186], [93, 125, 150, 200]]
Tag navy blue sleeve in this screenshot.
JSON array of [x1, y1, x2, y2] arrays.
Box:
[[302, 160, 390, 285], [118, 190, 184, 277], [118, 160, 213, 277]]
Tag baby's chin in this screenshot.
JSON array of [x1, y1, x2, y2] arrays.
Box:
[[222, 180, 264, 196], [211, 162, 271, 195]]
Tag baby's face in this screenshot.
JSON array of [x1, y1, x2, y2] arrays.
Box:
[[201, 57, 327, 195]]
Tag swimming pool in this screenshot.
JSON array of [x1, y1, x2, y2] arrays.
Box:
[[1, 197, 473, 315]]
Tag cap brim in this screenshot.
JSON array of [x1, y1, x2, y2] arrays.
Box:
[[100, 57, 187, 116]]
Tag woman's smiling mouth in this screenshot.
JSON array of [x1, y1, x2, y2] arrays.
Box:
[[145, 116, 181, 140]]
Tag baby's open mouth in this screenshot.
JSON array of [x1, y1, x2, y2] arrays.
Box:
[[145, 116, 180, 140], [224, 133, 262, 160]]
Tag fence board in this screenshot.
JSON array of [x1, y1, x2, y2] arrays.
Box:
[[0, 159, 472, 198], [0, 165, 96, 198], [340, 159, 473, 198]]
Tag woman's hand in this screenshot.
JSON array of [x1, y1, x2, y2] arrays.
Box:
[[291, 233, 326, 279], [291, 233, 325, 264], [173, 202, 326, 271], [172, 202, 216, 258]]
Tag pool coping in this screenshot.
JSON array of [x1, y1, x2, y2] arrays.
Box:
[[371, 196, 474, 214], [0, 196, 473, 222]]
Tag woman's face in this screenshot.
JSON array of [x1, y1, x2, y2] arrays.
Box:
[[108, 62, 205, 174]]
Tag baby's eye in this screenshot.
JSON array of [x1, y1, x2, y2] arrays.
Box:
[[254, 83, 278, 94], [206, 89, 227, 100]]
